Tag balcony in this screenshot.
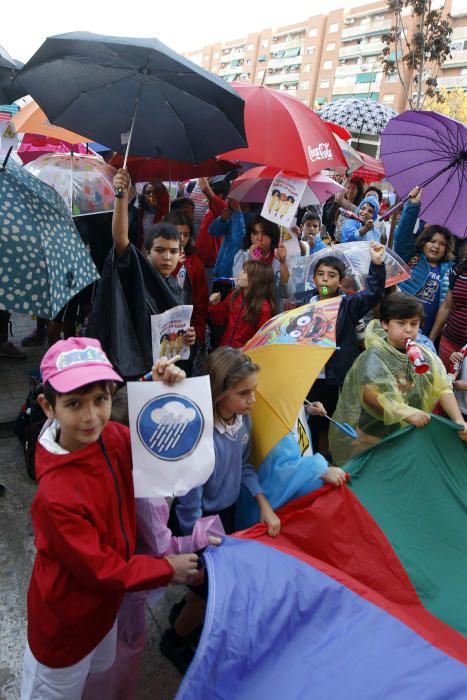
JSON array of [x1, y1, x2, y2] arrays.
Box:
[[339, 41, 386, 59], [436, 74, 467, 89], [268, 55, 303, 69], [335, 62, 379, 77], [341, 19, 392, 41], [443, 49, 467, 67], [265, 71, 300, 85], [270, 39, 304, 53]]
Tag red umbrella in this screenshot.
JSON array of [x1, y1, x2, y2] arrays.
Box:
[[323, 121, 352, 141], [352, 152, 385, 183], [109, 154, 236, 182], [17, 133, 95, 164], [219, 83, 347, 178]]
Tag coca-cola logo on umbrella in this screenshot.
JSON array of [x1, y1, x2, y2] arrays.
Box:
[[308, 143, 333, 162]]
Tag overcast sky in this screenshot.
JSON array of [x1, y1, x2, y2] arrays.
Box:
[[6, 0, 359, 64]]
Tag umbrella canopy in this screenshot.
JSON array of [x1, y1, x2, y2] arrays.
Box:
[[11, 100, 91, 144], [109, 153, 236, 182], [0, 159, 99, 318], [25, 153, 118, 216], [332, 134, 365, 173], [17, 32, 246, 161], [317, 99, 397, 136], [242, 297, 341, 465], [352, 151, 386, 183], [380, 111, 467, 239], [228, 166, 344, 206], [0, 45, 26, 103], [305, 241, 411, 295], [218, 83, 347, 177], [17, 133, 94, 165], [324, 120, 352, 141]]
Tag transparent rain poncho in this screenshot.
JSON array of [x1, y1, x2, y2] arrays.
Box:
[[329, 319, 452, 467]]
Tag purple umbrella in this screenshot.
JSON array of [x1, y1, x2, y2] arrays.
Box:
[[380, 111, 467, 239]]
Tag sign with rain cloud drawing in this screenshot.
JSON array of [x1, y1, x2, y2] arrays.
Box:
[[128, 376, 215, 498]]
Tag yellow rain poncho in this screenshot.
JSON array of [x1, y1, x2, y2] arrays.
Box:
[[329, 319, 453, 466]]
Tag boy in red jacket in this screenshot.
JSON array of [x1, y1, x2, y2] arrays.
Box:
[[21, 337, 199, 700]]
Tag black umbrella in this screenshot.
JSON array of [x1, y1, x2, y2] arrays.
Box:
[[16, 32, 247, 165], [0, 45, 26, 103]]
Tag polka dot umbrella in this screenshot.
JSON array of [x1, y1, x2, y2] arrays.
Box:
[[0, 154, 99, 319]]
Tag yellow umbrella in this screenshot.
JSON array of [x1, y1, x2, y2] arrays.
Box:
[[11, 100, 91, 143], [243, 297, 341, 466]]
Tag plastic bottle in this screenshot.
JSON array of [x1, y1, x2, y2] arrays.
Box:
[[405, 339, 429, 374]]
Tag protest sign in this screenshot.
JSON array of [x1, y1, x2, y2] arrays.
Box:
[[151, 304, 193, 363], [261, 172, 307, 229], [128, 376, 215, 497]]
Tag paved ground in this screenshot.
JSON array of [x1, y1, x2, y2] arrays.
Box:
[[0, 314, 183, 700]]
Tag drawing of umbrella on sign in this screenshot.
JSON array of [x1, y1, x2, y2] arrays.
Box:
[[242, 297, 342, 466], [0, 156, 99, 318]]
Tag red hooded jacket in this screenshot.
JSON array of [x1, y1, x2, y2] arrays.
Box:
[[174, 253, 209, 343], [27, 421, 174, 668], [209, 289, 272, 349]]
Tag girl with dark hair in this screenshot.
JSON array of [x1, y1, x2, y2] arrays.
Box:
[[394, 186, 455, 336], [209, 260, 276, 348], [232, 215, 291, 307], [129, 181, 170, 250]]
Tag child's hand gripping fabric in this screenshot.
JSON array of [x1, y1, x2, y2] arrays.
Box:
[[256, 493, 281, 537], [321, 466, 347, 486]]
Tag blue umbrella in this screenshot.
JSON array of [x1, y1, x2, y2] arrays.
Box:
[[16, 32, 247, 163], [0, 154, 99, 319]]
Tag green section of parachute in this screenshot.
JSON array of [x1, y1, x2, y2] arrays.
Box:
[[345, 415, 467, 636]]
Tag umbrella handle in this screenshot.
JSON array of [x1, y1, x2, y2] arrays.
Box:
[[115, 101, 138, 199]]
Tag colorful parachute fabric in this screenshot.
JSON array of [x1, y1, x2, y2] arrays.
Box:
[[176, 419, 467, 699]]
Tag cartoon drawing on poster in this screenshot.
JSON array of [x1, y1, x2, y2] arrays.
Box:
[[151, 304, 193, 363], [128, 376, 215, 498], [261, 172, 307, 229]]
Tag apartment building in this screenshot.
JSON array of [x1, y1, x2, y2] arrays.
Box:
[[185, 0, 467, 114]]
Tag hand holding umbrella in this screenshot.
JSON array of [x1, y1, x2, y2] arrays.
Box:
[[304, 399, 358, 439]]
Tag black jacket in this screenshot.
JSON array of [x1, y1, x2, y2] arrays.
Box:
[[308, 261, 386, 386], [89, 244, 182, 379]]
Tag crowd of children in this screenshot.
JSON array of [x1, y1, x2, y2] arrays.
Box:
[[15, 167, 467, 699]]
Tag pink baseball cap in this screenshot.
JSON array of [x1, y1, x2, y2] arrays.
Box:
[[41, 337, 123, 393]]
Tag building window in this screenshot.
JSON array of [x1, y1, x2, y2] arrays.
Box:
[[304, 64, 312, 72], [386, 73, 399, 82], [306, 46, 315, 56], [262, 39, 269, 48], [326, 42, 336, 51], [246, 58, 252, 65], [309, 28, 318, 37], [323, 60, 333, 70], [248, 43, 255, 51], [329, 23, 339, 33], [300, 81, 310, 90], [257, 54, 267, 62], [203, 54, 209, 61], [214, 52, 219, 59], [382, 93, 395, 102], [320, 79, 330, 88]]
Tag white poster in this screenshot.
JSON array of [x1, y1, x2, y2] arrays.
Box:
[[261, 172, 307, 229], [128, 376, 215, 498], [0, 121, 18, 156], [151, 304, 193, 363]]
